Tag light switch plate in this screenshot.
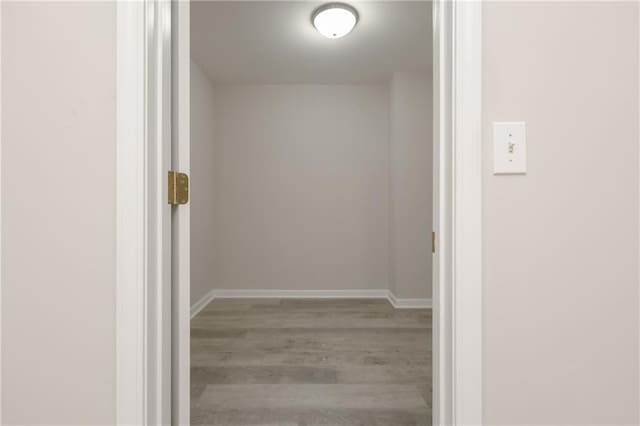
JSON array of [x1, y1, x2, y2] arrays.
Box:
[[493, 122, 526, 174]]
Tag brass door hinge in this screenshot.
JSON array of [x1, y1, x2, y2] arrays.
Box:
[[168, 171, 189, 205], [432, 231, 436, 253]]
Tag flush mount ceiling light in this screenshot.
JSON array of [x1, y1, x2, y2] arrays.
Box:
[[312, 3, 359, 39]]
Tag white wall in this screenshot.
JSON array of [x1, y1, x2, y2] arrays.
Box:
[[190, 60, 217, 305], [209, 84, 390, 291], [389, 72, 432, 299], [1, 2, 116, 424], [483, 2, 639, 424]]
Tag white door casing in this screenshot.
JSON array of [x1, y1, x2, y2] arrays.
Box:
[[116, 0, 173, 424], [451, 1, 483, 423]]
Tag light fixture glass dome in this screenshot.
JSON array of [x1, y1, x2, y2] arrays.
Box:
[[312, 3, 358, 39]]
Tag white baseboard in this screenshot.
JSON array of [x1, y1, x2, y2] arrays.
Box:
[[190, 289, 432, 318], [387, 291, 433, 309], [210, 289, 390, 299], [190, 289, 216, 319]]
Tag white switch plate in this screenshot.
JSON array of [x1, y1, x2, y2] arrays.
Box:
[[493, 122, 526, 174]]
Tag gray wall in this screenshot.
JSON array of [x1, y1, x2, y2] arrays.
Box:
[[1, 2, 116, 424], [191, 60, 217, 305], [483, 2, 639, 424], [389, 72, 432, 299], [208, 84, 391, 292], [190, 77, 434, 300]]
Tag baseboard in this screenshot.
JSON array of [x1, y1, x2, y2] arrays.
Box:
[[387, 291, 432, 309], [210, 289, 390, 299], [190, 289, 216, 319], [190, 289, 432, 317]]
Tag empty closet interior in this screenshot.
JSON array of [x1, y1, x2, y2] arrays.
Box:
[[189, 1, 434, 424]]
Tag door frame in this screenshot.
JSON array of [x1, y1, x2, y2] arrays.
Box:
[[443, 1, 483, 424], [115, 0, 483, 424], [116, 1, 173, 424]]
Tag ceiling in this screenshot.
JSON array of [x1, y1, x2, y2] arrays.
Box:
[[191, 1, 432, 84]]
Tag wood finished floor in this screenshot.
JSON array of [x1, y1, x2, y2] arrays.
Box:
[[191, 298, 432, 426]]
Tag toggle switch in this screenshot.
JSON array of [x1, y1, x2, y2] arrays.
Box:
[[493, 122, 526, 174]]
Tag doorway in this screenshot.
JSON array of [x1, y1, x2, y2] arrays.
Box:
[[188, 1, 432, 424], [113, 1, 482, 425]]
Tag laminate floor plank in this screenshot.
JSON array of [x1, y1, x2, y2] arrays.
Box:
[[191, 364, 430, 386], [192, 314, 430, 329], [191, 408, 431, 426], [191, 298, 432, 426], [191, 335, 429, 353], [192, 349, 431, 368], [196, 384, 426, 410]]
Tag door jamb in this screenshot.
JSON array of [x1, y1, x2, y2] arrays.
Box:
[[0, 1, 4, 422], [171, 1, 191, 425], [115, 1, 483, 424]]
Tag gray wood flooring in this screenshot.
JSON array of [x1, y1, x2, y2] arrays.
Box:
[[191, 298, 432, 426]]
